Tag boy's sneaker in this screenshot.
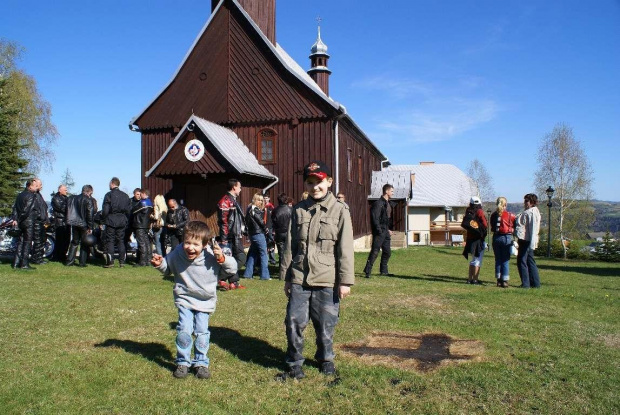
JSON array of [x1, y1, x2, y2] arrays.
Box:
[[173, 365, 190, 379], [320, 361, 336, 376], [195, 366, 211, 379], [288, 365, 305, 380], [217, 281, 230, 290]]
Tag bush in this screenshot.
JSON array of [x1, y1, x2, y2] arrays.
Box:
[[592, 232, 620, 262]]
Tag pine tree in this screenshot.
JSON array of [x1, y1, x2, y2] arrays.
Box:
[[0, 77, 28, 216]]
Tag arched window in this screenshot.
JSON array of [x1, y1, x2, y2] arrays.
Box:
[[257, 128, 277, 164]]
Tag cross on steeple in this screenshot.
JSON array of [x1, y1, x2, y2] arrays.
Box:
[[316, 15, 322, 27]]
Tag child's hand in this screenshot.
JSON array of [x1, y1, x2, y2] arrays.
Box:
[[212, 240, 226, 263], [338, 285, 351, 300], [284, 281, 292, 297], [151, 254, 163, 267]]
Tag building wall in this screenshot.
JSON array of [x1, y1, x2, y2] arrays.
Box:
[[408, 207, 430, 245]]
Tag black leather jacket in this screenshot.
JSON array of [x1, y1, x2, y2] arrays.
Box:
[[35, 192, 49, 222], [217, 193, 244, 240], [66, 194, 95, 230], [102, 187, 131, 228], [165, 206, 189, 234], [272, 203, 292, 238], [51, 192, 68, 226], [370, 197, 393, 235], [133, 198, 154, 229], [245, 205, 266, 236], [12, 189, 39, 225]]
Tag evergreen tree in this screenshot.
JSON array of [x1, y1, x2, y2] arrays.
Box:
[[0, 77, 28, 216]]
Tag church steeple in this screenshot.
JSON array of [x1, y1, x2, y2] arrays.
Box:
[[308, 19, 331, 96]]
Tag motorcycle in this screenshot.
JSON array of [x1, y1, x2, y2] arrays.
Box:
[[0, 218, 56, 262]]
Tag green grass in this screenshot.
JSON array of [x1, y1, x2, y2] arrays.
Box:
[[1, 247, 618, 414]]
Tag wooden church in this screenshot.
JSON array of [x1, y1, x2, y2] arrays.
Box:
[[130, 0, 387, 237]]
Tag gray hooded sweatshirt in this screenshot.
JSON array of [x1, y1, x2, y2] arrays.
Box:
[[156, 244, 237, 313]]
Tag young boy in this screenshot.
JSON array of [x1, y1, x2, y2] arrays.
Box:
[[279, 161, 355, 380], [151, 221, 237, 379]]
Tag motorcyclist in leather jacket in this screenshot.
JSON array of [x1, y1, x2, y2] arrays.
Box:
[[165, 198, 189, 251], [31, 181, 50, 264], [65, 185, 95, 267], [133, 189, 154, 266], [51, 184, 69, 263], [102, 178, 131, 267], [10, 179, 40, 270]]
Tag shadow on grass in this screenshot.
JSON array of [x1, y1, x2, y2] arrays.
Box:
[[209, 326, 286, 370], [94, 339, 175, 371], [360, 272, 468, 285], [537, 264, 620, 277]]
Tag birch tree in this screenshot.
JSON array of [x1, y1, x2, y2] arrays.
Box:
[[467, 159, 495, 205], [534, 124, 594, 258], [0, 39, 58, 174]]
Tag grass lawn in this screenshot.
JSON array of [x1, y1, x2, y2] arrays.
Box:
[[0, 247, 618, 414]]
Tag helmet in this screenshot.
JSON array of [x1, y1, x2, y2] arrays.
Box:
[[82, 233, 97, 247]]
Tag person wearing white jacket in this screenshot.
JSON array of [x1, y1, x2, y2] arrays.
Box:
[[515, 193, 542, 288], [151, 221, 237, 379]]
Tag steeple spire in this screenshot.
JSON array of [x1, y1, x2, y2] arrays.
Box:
[[308, 17, 331, 96]]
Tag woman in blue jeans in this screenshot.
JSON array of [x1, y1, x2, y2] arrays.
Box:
[[243, 193, 270, 280], [515, 193, 542, 288], [489, 196, 516, 288]]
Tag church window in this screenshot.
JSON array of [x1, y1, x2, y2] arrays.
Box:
[[258, 129, 277, 164]]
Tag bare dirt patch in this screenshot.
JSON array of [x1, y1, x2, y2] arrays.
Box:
[[339, 332, 484, 373], [600, 334, 620, 349]]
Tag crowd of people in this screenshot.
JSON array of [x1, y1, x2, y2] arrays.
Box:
[[8, 168, 543, 381], [462, 193, 542, 289]]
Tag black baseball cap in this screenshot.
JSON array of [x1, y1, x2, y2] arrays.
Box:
[[303, 161, 332, 181]]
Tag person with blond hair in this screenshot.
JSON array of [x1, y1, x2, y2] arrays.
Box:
[[152, 194, 168, 255], [243, 193, 270, 280], [489, 196, 516, 288]]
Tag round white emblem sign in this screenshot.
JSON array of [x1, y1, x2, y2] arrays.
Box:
[[184, 139, 205, 162]]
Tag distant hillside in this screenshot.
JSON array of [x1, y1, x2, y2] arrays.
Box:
[[502, 200, 620, 236]]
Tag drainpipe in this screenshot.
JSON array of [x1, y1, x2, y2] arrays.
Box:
[[333, 108, 348, 194], [381, 158, 390, 170], [262, 176, 279, 196]]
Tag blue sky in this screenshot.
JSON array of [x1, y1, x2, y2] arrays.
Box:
[[2, 0, 619, 204]]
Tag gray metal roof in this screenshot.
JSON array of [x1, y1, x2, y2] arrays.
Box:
[[385, 164, 476, 207], [368, 170, 412, 200], [145, 115, 277, 181]]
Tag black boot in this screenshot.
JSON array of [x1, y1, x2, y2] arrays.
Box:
[[21, 244, 36, 270], [12, 241, 23, 269], [65, 244, 78, 266]]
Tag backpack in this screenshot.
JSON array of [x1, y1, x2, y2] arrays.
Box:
[[461, 207, 486, 239]]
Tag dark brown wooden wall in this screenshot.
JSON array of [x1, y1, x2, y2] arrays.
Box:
[[338, 120, 383, 238], [134, 8, 230, 128]]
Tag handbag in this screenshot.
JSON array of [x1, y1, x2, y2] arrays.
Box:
[[511, 241, 518, 256]]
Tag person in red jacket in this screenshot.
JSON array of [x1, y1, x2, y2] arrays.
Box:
[[489, 196, 516, 288]]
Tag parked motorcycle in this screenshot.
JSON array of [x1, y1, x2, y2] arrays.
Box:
[[0, 218, 55, 262]]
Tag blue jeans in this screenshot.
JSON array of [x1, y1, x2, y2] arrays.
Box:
[[492, 234, 512, 281], [153, 227, 163, 256], [517, 239, 540, 288], [243, 233, 270, 280], [285, 284, 340, 368], [176, 307, 210, 367]]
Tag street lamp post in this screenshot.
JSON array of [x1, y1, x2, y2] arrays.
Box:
[[486, 208, 492, 251], [546, 186, 555, 258]]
